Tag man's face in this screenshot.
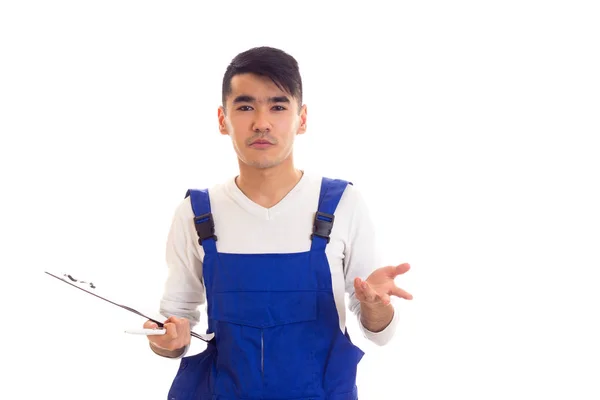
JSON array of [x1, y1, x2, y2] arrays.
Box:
[[218, 73, 307, 170]]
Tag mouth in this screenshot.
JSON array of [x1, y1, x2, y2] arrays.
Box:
[[249, 140, 274, 149]]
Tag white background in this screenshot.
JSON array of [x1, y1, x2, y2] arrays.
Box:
[[1, 1, 599, 399]]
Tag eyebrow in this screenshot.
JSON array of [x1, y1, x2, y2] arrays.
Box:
[[232, 95, 290, 104]]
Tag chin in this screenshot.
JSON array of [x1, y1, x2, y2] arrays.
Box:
[[246, 158, 282, 169]]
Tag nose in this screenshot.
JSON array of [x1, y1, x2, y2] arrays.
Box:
[[252, 109, 271, 132]]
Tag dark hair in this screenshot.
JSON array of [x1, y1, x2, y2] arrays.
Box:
[[222, 46, 303, 111]]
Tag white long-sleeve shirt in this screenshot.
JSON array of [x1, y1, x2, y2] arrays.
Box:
[[159, 171, 398, 351]]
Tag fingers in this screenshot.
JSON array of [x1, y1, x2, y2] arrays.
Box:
[[396, 263, 410, 275], [390, 285, 414, 300], [372, 263, 411, 279], [164, 322, 178, 339], [166, 316, 190, 339], [144, 317, 191, 351], [353, 278, 366, 302], [354, 276, 414, 306], [354, 278, 382, 304], [143, 320, 158, 329], [386, 263, 410, 278], [380, 293, 391, 306]]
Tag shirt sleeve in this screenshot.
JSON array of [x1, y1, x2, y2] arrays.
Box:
[[159, 197, 206, 331], [343, 185, 399, 346]]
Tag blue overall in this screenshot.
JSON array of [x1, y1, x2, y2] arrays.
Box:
[[167, 178, 365, 400]]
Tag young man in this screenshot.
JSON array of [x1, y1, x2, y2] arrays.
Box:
[[143, 46, 412, 399]]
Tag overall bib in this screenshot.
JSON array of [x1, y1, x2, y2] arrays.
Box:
[[167, 178, 365, 400]]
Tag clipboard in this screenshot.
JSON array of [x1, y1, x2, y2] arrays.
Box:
[[44, 271, 213, 342]]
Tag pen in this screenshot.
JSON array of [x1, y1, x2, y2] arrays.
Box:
[[124, 328, 166, 335]]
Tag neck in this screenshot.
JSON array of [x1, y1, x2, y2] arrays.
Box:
[[235, 155, 303, 209]]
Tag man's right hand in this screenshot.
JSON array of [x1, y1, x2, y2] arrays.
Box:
[[144, 316, 191, 356]]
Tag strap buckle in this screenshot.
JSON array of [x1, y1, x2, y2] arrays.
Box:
[[194, 212, 218, 245], [311, 211, 335, 243]]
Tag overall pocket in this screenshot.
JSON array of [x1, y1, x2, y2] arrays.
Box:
[[323, 328, 365, 397], [211, 290, 319, 399], [167, 345, 217, 400]]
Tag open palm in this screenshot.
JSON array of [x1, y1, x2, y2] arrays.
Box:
[[354, 263, 413, 306]]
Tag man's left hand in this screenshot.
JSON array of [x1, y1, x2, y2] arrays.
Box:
[[354, 263, 413, 306]]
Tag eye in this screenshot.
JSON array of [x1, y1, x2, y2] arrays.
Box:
[[237, 105, 253, 111], [272, 105, 287, 111]]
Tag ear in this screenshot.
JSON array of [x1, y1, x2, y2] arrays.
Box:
[[218, 106, 229, 136], [297, 104, 307, 135]]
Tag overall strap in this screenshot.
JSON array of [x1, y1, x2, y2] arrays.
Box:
[[310, 177, 352, 251], [185, 189, 217, 255]]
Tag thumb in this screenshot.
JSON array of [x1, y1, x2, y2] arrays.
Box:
[[143, 320, 158, 329]]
